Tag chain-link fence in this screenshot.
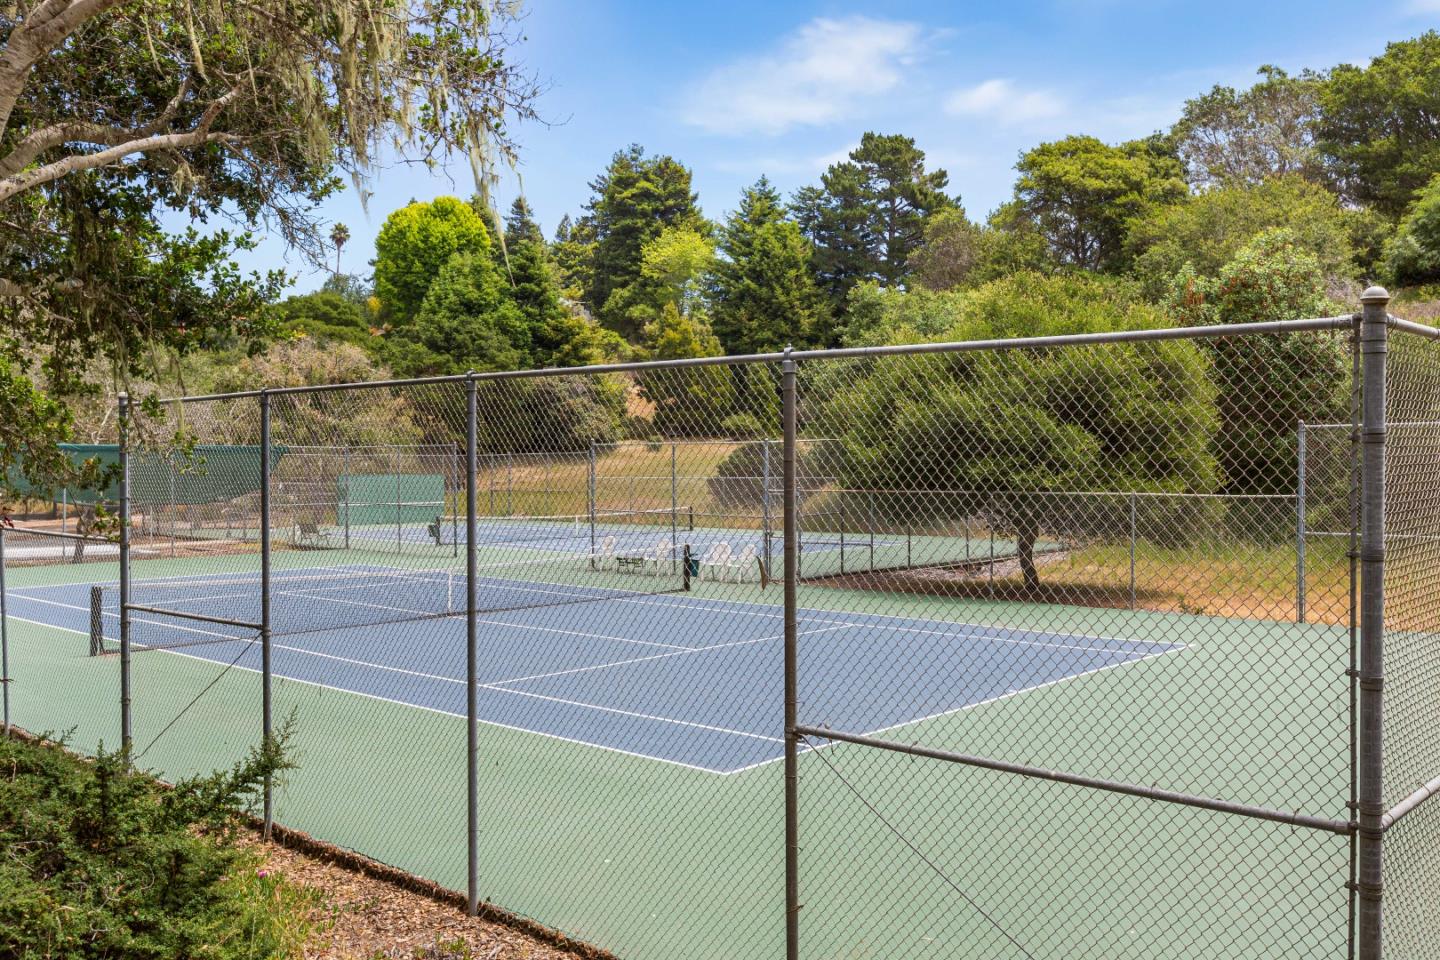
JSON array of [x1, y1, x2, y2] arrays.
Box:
[[2, 289, 1438, 959]]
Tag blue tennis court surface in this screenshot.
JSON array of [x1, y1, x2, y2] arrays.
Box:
[[8, 567, 1182, 774]]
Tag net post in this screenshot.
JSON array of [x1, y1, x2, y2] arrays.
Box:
[[464, 374, 480, 917], [682, 544, 692, 591], [781, 349, 800, 960], [60, 488, 68, 559], [1356, 286, 1389, 960], [118, 392, 132, 757], [1, 525, 8, 735], [1297, 421, 1307, 624], [89, 585, 103, 657], [259, 389, 274, 840], [394, 447, 402, 552]]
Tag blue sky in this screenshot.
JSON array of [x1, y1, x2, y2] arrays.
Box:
[[244, 0, 1440, 292]]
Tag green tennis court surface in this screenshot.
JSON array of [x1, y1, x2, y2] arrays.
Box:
[[3, 534, 1354, 959]]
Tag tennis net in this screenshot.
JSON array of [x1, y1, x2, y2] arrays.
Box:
[[427, 506, 693, 547], [89, 548, 692, 653]]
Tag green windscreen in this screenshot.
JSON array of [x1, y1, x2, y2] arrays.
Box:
[[338, 473, 445, 524]]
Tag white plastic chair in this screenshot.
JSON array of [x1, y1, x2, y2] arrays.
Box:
[[649, 536, 674, 576], [698, 541, 731, 581], [597, 534, 618, 570], [727, 543, 757, 582]]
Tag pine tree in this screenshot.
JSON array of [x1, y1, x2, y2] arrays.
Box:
[[713, 178, 828, 352], [582, 145, 708, 338], [501, 199, 607, 368], [791, 133, 955, 305]]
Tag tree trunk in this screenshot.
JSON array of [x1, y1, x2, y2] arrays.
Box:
[[1016, 510, 1040, 591]]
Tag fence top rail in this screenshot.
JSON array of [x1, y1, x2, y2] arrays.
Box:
[[156, 312, 1397, 405]]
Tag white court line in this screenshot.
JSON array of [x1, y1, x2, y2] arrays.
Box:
[[480, 686, 783, 744], [487, 623, 856, 688], [143, 644, 736, 777], [277, 588, 694, 652], [2, 605, 757, 776], [721, 642, 1190, 776]]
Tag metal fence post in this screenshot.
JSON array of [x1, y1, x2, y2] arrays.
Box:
[[1, 525, 8, 736], [118, 393, 132, 755], [1297, 421, 1307, 624], [342, 446, 351, 550], [465, 375, 480, 916], [1129, 493, 1137, 611], [781, 349, 800, 960], [260, 390, 274, 840], [762, 438, 773, 578], [1356, 287, 1389, 960], [588, 442, 597, 566], [671, 442, 678, 570], [453, 442, 461, 559]]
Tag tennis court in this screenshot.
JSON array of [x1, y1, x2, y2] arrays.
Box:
[[5, 562, 1180, 774], [7, 303, 1437, 960]]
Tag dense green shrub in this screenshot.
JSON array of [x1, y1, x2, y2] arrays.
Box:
[[1384, 173, 1440, 286], [0, 729, 313, 960]]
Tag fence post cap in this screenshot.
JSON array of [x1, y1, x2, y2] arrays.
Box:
[[1360, 286, 1391, 305]]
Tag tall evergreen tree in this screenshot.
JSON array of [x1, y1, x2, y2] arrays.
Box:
[[791, 133, 954, 304], [504, 197, 545, 247], [501, 197, 607, 368], [550, 213, 596, 303], [713, 178, 828, 352], [582, 145, 708, 338]]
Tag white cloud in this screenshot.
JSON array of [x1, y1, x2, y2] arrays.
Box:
[[1403, 0, 1440, 13], [944, 79, 1065, 124], [681, 17, 924, 136]]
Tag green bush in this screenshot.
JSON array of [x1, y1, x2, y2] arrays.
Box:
[[1384, 173, 1440, 286], [0, 729, 315, 960]]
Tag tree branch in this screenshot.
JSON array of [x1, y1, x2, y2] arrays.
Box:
[[0, 85, 242, 204], [0, 76, 196, 177], [0, 0, 131, 141]]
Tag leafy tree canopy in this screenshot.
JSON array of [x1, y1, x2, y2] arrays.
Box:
[[582, 145, 707, 337], [271, 291, 377, 352], [1318, 31, 1440, 218], [374, 196, 493, 327], [792, 132, 954, 302], [814, 272, 1218, 588], [1006, 134, 1188, 273], [0, 0, 537, 494], [1164, 229, 1347, 496], [909, 208, 984, 292], [393, 250, 529, 375], [1173, 66, 1325, 188], [1384, 173, 1440, 286], [1126, 175, 1373, 296]]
